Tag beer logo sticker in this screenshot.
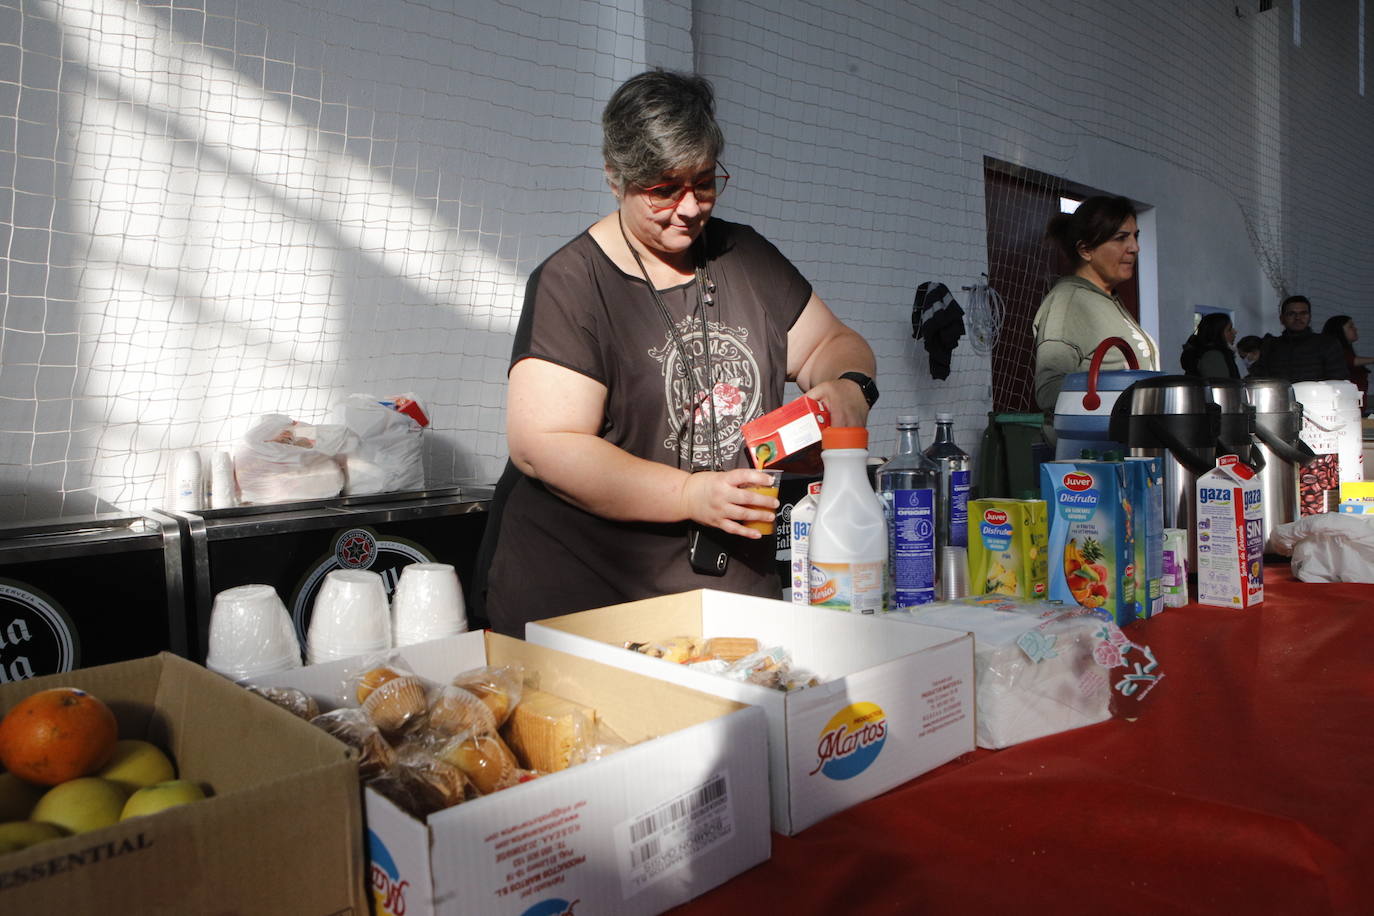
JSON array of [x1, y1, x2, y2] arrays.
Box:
[[367, 829, 408, 916], [0, 578, 80, 682], [335, 528, 379, 568], [811, 702, 888, 780]]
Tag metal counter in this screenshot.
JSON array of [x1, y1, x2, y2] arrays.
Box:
[[167, 485, 491, 663], [0, 512, 187, 678]]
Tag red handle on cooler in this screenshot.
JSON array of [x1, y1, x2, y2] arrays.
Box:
[[1081, 337, 1140, 411]]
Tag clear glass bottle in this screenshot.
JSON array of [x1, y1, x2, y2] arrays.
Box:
[[924, 411, 972, 554], [878, 417, 938, 610]]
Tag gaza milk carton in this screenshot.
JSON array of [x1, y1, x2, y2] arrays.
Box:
[[1040, 460, 1141, 626], [966, 498, 1048, 599], [1195, 454, 1264, 608]]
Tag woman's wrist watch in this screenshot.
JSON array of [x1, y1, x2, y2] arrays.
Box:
[[838, 371, 879, 407]]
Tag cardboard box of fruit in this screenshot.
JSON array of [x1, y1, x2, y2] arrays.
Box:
[[0, 652, 366, 915]]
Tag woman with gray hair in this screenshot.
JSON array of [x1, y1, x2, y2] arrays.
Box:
[[481, 69, 877, 636]]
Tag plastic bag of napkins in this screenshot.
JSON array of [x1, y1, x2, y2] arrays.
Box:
[[892, 596, 1163, 749]]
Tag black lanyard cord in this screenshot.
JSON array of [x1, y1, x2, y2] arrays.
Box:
[[617, 212, 722, 471]]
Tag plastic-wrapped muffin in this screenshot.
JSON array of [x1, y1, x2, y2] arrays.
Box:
[[425, 683, 497, 737], [355, 665, 408, 704], [435, 732, 520, 795], [310, 706, 397, 780], [246, 685, 320, 720], [368, 749, 468, 818], [362, 675, 429, 736], [451, 665, 524, 728]]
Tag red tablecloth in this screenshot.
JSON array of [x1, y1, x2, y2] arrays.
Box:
[[672, 565, 1374, 916]]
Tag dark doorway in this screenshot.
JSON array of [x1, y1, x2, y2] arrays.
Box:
[[983, 160, 1140, 412]]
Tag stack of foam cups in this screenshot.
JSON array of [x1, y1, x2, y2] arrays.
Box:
[[391, 562, 468, 647], [306, 569, 392, 664], [206, 584, 303, 681]]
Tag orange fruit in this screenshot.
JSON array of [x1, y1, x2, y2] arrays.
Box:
[[0, 687, 119, 786]]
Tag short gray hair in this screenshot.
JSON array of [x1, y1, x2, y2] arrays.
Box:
[[602, 69, 725, 193]]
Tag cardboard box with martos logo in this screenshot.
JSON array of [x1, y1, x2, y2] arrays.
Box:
[[256, 631, 771, 916], [0, 652, 366, 915], [527, 589, 976, 835]]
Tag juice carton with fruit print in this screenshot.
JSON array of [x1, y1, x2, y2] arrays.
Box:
[[967, 498, 1048, 599], [1040, 460, 1141, 626], [1124, 456, 1164, 618]]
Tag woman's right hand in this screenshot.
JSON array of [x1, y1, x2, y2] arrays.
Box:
[[681, 469, 779, 539]]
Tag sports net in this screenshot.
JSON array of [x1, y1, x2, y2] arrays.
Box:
[[1, 0, 1366, 519]]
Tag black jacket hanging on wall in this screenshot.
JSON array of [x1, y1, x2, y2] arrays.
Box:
[[913, 281, 965, 380]]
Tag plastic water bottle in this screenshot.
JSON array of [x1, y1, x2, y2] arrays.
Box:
[[809, 427, 887, 614], [878, 416, 938, 609], [925, 412, 972, 600]]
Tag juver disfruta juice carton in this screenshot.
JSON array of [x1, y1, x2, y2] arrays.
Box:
[[1040, 460, 1141, 627], [966, 498, 1048, 599], [1195, 454, 1264, 608]]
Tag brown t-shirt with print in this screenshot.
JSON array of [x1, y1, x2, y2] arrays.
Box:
[[484, 219, 812, 636]]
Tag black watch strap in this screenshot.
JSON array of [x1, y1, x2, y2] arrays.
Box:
[[838, 371, 879, 407]]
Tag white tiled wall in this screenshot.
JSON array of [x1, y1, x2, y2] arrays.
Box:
[[0, 0, 1369, 518]]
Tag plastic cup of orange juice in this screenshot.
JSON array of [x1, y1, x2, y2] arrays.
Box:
[[743, 469, 784, 535]]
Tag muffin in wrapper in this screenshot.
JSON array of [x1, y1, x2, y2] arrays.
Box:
[[362, 674, 429, 736], [310, 706, 397, 780], [247, 685, 320, 720], [435, 731, 521, 795], [425, 683, 498, 737], [451, 665, 524, 728], [368, 748, 469, 818]]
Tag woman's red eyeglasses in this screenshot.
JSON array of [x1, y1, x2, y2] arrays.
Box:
[[639, 166, 730, 212]]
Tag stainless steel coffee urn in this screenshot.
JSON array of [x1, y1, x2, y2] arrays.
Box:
[[1109, 376, 1219, 564], [1208, 378, 1260, 468], [1245, 378, 1317, 548]]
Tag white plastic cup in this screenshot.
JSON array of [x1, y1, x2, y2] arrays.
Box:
[[170, 449, 204, 511], [391, 562, 468, 647], [209, 451, 239, 509], [206, 584, 302, 680], [306, 569, 392, 664]]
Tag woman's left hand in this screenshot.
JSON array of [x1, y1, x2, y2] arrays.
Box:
[[803, 377, 871, 428]]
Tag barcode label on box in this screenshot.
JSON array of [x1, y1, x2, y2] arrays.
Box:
[[616, 772, 733, 897]]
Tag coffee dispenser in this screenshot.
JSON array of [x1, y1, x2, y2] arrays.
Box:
[[1109, 376, 1219, 565], [1245, 378, 1317, 547], [1207, 378, 1261, 469]]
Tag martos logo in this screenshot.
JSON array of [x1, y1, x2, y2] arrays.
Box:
[[368, 829, 409, 916], [1063, 472, 1094, 491], [810, 702, 888, 780], [522, 899, 580, 916]]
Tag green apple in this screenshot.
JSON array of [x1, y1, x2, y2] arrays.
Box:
[[0, 819, 66, 853], [0, 772, 44, 822], [97, 739, 177, 793], [31, 777, 128, 834], [120, 779, 206, 820]]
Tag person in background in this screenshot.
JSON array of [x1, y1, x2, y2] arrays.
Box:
[[478, 69, 877, 637], [1321, 314, 1373, 414], [1249, 295, 1345, 382], [1032, 195, 1160, 412], [1179, 313, 1240, 379], [1236, 334, 1262, 372]]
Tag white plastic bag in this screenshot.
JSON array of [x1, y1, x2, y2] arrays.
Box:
[[1267, 513, 1374, 583], [233, 414, 350, 505], [337, 394, 426, 495]]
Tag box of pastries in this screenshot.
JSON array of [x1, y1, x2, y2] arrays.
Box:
[[527, 589, 975, 835], [251, 630, 770, 916]]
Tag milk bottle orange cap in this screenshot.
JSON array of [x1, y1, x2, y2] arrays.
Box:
[[822, 426, 868, 449]]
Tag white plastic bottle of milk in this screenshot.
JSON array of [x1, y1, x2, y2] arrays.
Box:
[[809, 426, 887, 614]]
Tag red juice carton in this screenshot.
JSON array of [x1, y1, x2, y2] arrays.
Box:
[[741, 396, 831, 473], [1195, 454, 1264, 608], [1040, 460, 1141, 626]]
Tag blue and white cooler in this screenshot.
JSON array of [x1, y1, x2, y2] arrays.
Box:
[[1052, 337, 1162, 459]]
